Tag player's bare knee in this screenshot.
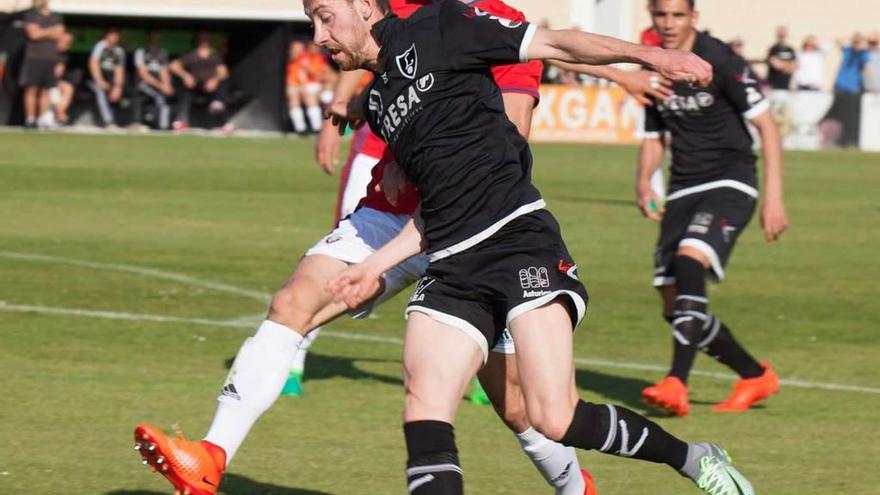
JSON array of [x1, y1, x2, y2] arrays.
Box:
[[497, 399, 530, 433], [267, 285, 317, 330]]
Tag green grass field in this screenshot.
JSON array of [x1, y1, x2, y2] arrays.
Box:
[[0, 132, 877, 494]]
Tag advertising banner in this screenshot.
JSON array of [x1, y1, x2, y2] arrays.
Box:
[[530, 84, 644, 144]]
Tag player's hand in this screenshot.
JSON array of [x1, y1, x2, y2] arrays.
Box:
[[619, 71, 673, 105], [636, 182, 665, 221], [328, 262, 384, 309], [761, 200, 788, 242], [316, 123, 341, 175], [162, 83, 175, 96], [649, 48, 713, 87], [204, 78, 219, 93], [378, 160, 409, 206], [325, 94, 366, 136], [98, 80, 111, 91], [109, 86, 122, 102], [183, 75, 196, 89]]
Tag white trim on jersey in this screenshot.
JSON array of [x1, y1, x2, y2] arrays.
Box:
[[506, 289, 587, 328], [519, 23, 537, 63], [743, 99, 771, 120], [405, 305, 489, 362], [665, 179, 758, 202], [427, 199, 546, 262], [642, 131, 662, 140], [679, 238, 725, 281]]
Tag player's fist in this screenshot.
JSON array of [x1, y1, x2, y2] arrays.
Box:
[[636, 182, 664, 221], [328, 262, 383, 309], [649, 48, 713, 87], [761, 200, 788, 242]]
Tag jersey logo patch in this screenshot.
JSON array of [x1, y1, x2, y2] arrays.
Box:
[[368, 89, 384, 115], [396, 43, 418, 80], [416, 73, 435, 92]]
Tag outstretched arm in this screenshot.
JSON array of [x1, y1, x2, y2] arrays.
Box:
[[550, 60, 674, 104], [527, 28, 712, 86], [750, 111, 788, 242]]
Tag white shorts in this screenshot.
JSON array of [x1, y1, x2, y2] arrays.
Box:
[[305, 207, 517, 354], [304, 82, 322, 94], [305, 207, 429, 317]]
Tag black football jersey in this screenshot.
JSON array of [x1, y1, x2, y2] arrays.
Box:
[[644, 32, 769, 197], [366, 0, 543, 261]]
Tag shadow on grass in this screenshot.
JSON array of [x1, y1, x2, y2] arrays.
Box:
[[575, 367, 656, 413], [109, 473, 333, 495], [224, 352, 402, 387]]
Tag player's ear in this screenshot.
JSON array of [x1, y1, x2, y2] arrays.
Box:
[[354, 0, 373, 20]]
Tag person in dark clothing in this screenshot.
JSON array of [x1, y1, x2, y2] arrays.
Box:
[[169, 31, 232, 131], [19, 0, 64, 128]]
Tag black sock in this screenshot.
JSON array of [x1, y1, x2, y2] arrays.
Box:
[[699, 315, 764, 379], [560, 400, 689, 470], [404, 421, 463, 495], [668, 255, 708, 384]]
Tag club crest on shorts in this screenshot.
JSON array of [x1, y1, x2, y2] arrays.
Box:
[[396, 43, 418, 80], [409, 277, 435, 303]]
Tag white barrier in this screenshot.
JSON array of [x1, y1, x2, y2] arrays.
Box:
[[860, 93, 880, 152]]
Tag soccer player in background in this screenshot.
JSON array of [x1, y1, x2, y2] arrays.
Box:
[[19, 0, 64, 129], [636, 0, 788, 417], [133, 2, 597, 494], [87, 28, 126, 128], [315, 1, 754, 494], [133, 30, 174, 130]]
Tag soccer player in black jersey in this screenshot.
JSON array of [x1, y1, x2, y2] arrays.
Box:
[[636, 0, 789, 418], [315, 1, 754, 493]]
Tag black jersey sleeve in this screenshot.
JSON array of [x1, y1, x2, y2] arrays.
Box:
[[438, 0, 536, 70], [642, 102, 665, 139], [716, 55, 769, 120]]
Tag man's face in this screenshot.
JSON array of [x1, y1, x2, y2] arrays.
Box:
[[776, 26, 788, 43], [868, 33, 879, 51], [650, 0, 697, 50], [35, 0, 49, 10], [304, 0, 371, 70], [106, 32, 120, 46], [852, 33, 865, 50]]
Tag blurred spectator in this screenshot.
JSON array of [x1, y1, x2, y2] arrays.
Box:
[[20, 0, 64, 129], [792, 35, 825, 91], [49, 29, 74, 126], [308, 41, 337, 106], [170, 31, 231, 131], [729, 37, 745, 57], [823, 33, 870, 147], [866, 32, 880, 92], [87, 28, 126, 128], [833, 33, 869, 94], [766, 26, 798, 90], [133, 30, 173, 130], [285, 40, 325, 133]]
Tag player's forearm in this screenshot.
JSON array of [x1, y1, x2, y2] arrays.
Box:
[[530, 28, 659, 67], [756, 117, 785, 204], [637, 139, 665, 188], [332, 69, 368, 104], [363, 215, 425, 274], [113, 68, 125, 87], [549, 60, 621, 82]]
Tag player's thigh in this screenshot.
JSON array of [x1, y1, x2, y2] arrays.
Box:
[[403, 311, 484, 424], [477, 349, 530, 432], [508, 301, 579, 438]]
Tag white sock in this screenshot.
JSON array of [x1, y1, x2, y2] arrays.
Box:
[[289, 107, 307, 132], [291, 327, 321, 373], [516, 427, 586, 495], [203, 320, 303, 466], [306, 105, 323, 131]]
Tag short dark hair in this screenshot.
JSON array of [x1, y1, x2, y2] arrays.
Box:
[[650, 0, 695, 9]]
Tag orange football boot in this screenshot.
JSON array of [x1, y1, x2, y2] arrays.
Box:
[[713, 362, 780, 413], [134, 423, 226, 495], [642, 376, 690, 416], [582, 468, 599, 495]]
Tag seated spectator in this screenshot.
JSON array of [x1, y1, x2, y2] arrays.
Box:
[[19, 0, 64, 129], [87, 28, 126, 128], [286, 40, 316, 134], [793, 35, 825, 91], [170, 31, 231, 131], [766, 26, 798, 90], [49, 29, 74, 126], [133, 30, 174, 130], [866, 32, 880, 93], [309, 41, 337, 106]]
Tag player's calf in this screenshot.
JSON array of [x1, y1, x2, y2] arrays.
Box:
[[404, 421, 463, 495]]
